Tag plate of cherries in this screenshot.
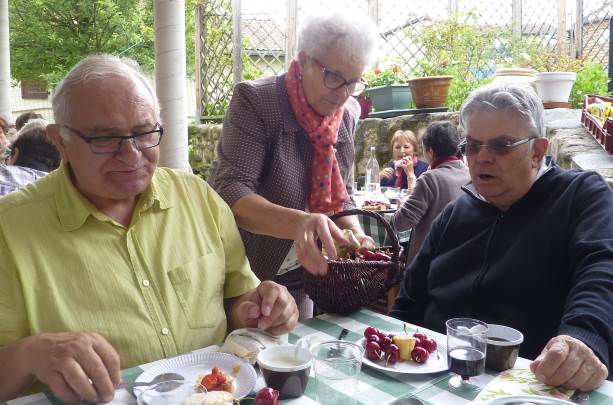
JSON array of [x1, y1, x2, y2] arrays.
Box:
[[358, 325, 448, 374]]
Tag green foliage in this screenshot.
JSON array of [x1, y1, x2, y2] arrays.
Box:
[[363, 63, 408, 88], [446, 75, 493, 111], [495, 35, 582, 73], [570, 62, 611, 108]]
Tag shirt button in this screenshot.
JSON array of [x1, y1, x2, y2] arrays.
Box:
[[161, 327, 169, 335], [142, 279, 150, 287]]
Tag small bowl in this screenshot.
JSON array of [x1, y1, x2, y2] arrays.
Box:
[[486, 324, 524, 372], [256, 345, 312, 399]]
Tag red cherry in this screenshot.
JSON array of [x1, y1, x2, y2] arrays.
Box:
[[364, 326, 379, 338], [413, 337, 422, 349], [413, 332, 428, 341], [365, 341, 382, 361], [422, 338, 437, 353], [385, 344, 400, 365], [379, 335, 393, 350], [411, 346, 429, 364], [256, 387, 280, 405], [366, 334, 380, 344]]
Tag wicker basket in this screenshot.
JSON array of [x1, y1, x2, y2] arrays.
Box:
[[304, 209, 404, 314]]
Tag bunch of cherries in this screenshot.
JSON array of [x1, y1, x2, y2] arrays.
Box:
[[363, 326, 438, 365]]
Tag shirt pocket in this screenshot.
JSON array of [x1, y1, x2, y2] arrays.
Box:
[[167, 254, 225, 329]]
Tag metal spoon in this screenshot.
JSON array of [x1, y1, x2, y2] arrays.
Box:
[[119, 372, 185, 392]]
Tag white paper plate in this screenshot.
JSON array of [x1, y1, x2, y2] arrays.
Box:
[[481, 395, 576, 405], [134, 352, 256, 399], [358, 333, 448, 374]]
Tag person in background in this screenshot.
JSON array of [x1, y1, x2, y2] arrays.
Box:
[[380, 129, 429, 189], [0, 54, 298, 403], [0, 119, 60, 196], [208, 11, 379, 318], [14, 112, 43, 131], [391, 121, 469, 265], [0, 116, 10, 158], [391, 83, 611, 391]]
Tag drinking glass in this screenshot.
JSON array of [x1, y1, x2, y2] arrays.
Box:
[[446, 318, 488, 391], [312, 341, 363, 405]]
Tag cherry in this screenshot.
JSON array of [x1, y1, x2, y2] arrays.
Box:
[[413, 337, 423, 349], [421, 338, 437, 354], [413, 332, 428, 342], [365, 341, 382, 361], [411, 346, 429, 364], [366, 334, 380, 344], [379, 335, 393, 350], [385, 344, 400, 365], [255, 387, 280, 405], [364, 326, 379, 339]]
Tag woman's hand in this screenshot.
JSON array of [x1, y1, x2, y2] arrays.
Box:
[[295, 213, 347, 276], [356, 235, 376, 254], [380, 168, 394, 179], [400, 156, 415, 176]]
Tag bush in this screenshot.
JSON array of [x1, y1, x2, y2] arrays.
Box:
[[570, 63, 611, 108]]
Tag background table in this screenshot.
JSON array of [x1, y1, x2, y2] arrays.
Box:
[[5, 309, 613, 404]]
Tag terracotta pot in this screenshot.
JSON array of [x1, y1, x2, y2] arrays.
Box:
[[408, 76, 453, 108]]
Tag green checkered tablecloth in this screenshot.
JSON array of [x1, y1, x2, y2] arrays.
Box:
[[358, 211, 411, 248], [5, 309, 613, 405]]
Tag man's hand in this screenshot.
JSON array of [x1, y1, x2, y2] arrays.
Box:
[[26, 332, 120, 404], [380, 168, 394, 179], [233, 281, 299, 336], [295, 213, 346, 276], [530, 335, 608, 391]]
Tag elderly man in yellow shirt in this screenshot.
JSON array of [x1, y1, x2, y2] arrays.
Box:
[[0, 55, 298, 404]]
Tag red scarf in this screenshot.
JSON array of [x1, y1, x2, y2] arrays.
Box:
[[285, 59, 347, 214], [430, 155, 462, 170]]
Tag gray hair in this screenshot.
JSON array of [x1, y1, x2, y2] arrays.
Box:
[[296, 11, 379, 68], [459, 83, 545, 139], [16, 118, 48, 138], [52, 54, 159, 137]]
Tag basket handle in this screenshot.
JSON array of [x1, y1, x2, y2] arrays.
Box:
[[329, 208, 403, 287]]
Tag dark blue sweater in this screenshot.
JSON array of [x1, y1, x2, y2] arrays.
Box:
[[391, 164, 613, 373]]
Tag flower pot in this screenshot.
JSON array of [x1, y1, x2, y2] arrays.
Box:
[[408, 76, 453, 108], [366, 84, 412, 112], [533, 72, 577, 104], [492, 68, 536, 90], [356, 95, 372, 118]]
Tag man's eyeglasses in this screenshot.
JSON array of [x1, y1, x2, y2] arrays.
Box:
[[459, 136, 538, 156], [63, 124, 163, 155], [311, 58, 367, 97]]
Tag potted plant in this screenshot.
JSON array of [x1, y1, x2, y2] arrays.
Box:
[[408, 58, 453, 108], [362, 63, 412, 112]]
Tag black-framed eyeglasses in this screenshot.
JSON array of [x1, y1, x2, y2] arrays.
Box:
[[63, 123, 163, 155], [311, 58, 367, 97], [459, 136, 538, 156]]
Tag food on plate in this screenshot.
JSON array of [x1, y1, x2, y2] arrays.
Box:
[[362, 200, 390, 211], [182, 391, 235, 405], [198, 367, 234, 393], [363, 324, 439, 367], [255, 387, 280, 405], [220, 328, 287, 364]]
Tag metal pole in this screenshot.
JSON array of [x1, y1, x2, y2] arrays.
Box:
[[511, 0, 521, 35], [574, 0, 583, 59], [194, 5, 202, 124], [0, 0, 11, 122], [609, 16, 613, 93], [286, 0, 297, 68], [231, 0, 242, 86]]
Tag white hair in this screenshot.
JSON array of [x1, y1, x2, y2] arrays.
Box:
[[296, 11, 379, 68], [459, 83, 546, 139], [15, 118, 49, 139], [52, 54, 159, 138]]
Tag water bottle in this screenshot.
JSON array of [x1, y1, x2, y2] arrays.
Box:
[[365, 146, 380, 196]]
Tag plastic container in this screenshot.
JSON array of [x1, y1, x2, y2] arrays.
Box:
[[533, 72, 577, 103], [581, 95, 613, 154]]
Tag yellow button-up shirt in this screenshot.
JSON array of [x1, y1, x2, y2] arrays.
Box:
[[0, 163, 260, 369]]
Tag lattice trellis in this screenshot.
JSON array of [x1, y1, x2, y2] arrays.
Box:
[[582, 0, 612, 67], [197, 0, 234, 119]]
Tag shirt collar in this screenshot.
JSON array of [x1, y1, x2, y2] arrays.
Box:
[[56, 163, 171, 231]]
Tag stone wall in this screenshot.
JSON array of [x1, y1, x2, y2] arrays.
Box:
[[188, 108, 613, 185]]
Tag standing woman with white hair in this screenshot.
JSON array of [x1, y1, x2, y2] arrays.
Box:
[[209, 11, 379, 318]]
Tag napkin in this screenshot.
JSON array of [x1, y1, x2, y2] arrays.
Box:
[[472, 367, 575, 404]]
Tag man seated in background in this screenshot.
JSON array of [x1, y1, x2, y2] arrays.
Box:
[[14, 112, 43, 132], [0, 54, 298, 404], [0, 119, 60, 196], [391, 83, 611, 391]]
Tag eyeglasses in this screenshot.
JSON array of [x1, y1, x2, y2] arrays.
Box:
[[63, 124, 163, 154], [459, 136, 538, 156], [311, 58, 367, 97]]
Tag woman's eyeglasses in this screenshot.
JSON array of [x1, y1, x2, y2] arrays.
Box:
[[459, 136, 538, 156], [311, 58, 367, 97]]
